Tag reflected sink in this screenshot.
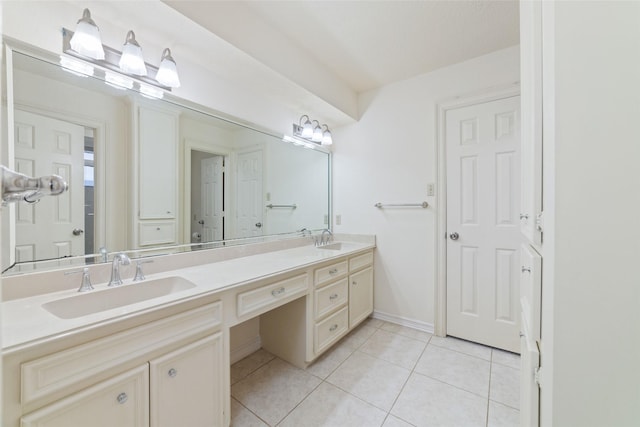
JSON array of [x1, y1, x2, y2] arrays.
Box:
[[42, 276, 196, 319], [316, 242, 345, 250]]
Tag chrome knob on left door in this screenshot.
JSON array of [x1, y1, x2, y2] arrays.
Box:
[[72, 228, 84, 236], [449, 232, 459, 240]]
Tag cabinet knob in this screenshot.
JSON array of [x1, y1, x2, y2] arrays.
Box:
[[271, 287, 285, 297], [168, 368, 177, 378], [116, 392, 128, 404], [329, 293, 339, 300], [352, 281, 358, 286], [156, 227, 161, 231], [522, 266, 532, 273], [329, 324, 338, 332], [329, 268, 338, 274]]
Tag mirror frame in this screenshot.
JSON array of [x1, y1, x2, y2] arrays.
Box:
[[2, 38, 332, 275]]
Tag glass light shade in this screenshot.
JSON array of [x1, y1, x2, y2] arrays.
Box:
[[312, 121, 323, 142], [69, 9, 105, 60], [321, 126, 333, 145], [300, 116, 313, 138], [156, 49, 181, 88], [119, 31, 147, 76]]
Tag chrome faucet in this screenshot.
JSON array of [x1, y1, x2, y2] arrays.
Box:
[[320, 229, 333, 246], [108, 253, 131, 287]]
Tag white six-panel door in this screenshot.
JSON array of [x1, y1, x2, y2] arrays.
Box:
[[446, 96, 521, 353], [236, 150, 264, 238], [14, 109, 85, 262], [201, 156, 224, 242]]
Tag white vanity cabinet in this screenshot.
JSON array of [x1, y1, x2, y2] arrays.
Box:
[[348, 251, 374, 328], [131, 103, 180, 248], [7, 302, 225, 427]]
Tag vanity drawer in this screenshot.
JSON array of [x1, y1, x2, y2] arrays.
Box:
[[314, 261, 348, 288], [315, 278, 348, 320], [349, 250, 373, 272], [237, 274, 308, 318], [139, 221, 176, 246], [21, 302, 221, 408], [314, 306, 349, 354]]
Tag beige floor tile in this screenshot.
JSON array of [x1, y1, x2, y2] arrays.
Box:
[[279, 382, 387, 427], [359, 329, 426, 370], [490, 363, 520, 409], [492, 348, 521, 370], [487, 400, 520, 427], [305, 342, 354, 379], [414, 345, 491, 397], [326, 351, 411, 411], [231, 358, 321, 425], [361, 316, 385, 329], [380, 322, 433, 343], [429, 335, 493, 360], [339, 323, 378, 350], [231, 349, 275, 385], [391, 373, 488, 427], [230, 398, 268, 427], [382, 414, 416, 427]]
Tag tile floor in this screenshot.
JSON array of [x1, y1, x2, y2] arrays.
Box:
[[230, 318, 520, 427]]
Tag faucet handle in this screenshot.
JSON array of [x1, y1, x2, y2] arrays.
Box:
[[133, 260, 154, 282], [65, 267, 94, 292]]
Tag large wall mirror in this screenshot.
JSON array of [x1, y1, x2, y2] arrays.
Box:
[[1, 43, 330, 275]]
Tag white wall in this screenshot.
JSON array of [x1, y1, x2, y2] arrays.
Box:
[[333, 46, 520, 328], [541, 2, 640, 425]]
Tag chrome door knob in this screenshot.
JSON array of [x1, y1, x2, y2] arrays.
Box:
[[72, 228, 84, 236], [255, 222, 262, 228], [449, 232, 459, 240]]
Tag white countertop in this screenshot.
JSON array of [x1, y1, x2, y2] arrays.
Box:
[[1, 241, 374, 351]]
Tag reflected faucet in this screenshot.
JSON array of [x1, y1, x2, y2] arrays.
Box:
[[108, 253, 131, 287], [319, 229, 333, 246]]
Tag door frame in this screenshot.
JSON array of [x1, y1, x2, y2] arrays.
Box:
[[182, 139, 232, 245], [434, 84, 520, 337]]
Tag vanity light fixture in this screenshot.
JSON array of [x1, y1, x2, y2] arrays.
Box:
[[62, 9, 181, 91], [321, 124, 333, 146], [311, 120, 323, 143], [292, 115, 333, 146], [156, 48, 181, 88], [69, 8, 105, 60], [119, 31, 147, 76]]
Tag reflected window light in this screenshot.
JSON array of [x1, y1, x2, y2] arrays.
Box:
[[105, 71, 134, 90], [60, 56, 94, 77], [140, 84, 164, 100]]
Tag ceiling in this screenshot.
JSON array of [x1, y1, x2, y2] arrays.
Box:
[[164, 0, 519, 94]]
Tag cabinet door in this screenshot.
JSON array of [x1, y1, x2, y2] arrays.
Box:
[[349, 266, 374, 327], [150, 333, 224, 427], [139, 106, 177, 219], [21, 365, 149, 427]]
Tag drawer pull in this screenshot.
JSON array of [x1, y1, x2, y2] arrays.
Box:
[[156, 227, 161, 231], [116, 392, 128, 404], [271, 287, 285, 297], [168, 368, 177, 378], [329, 268, 338, 274], [329, 324, 338, 332], [329, 293, 339, 301], [352, 280, 358, 285], [522, 266, 531, 273]]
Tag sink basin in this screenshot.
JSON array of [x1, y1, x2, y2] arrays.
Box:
[[42, 276, 196, 319], [316, 242, 345, 250]]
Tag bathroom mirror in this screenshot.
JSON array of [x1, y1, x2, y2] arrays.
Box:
[[1, 43, 330, 275]]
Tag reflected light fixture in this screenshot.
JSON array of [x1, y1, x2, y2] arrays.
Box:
[[156, 48, 181, 88], [311, 120, 323, 143], [292, 115, 333, 146], [119, 31, 147, 76], [105, 71, 134, 90], [321, 124, 333, 146], [69, 8, 105, 60], [59, 56, 94, 77]]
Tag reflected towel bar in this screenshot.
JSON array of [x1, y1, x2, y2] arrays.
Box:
[[266, 204, 297, 209], [374, 202, 428, 208]]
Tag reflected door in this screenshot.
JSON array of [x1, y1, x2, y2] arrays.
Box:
[[236, 150, 263, 238], [445, 96, 521, 353], [201, 156, 224, 241], [14, 110, 85, 262]]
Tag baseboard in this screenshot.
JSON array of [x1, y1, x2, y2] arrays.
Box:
[[230, 335, 262, 364], [372, 310, 435, 335]]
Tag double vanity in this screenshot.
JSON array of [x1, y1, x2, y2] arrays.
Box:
[[1, 235, 375, 427]]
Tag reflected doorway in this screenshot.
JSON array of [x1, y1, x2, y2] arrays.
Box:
[[190, 150, 225, 243]]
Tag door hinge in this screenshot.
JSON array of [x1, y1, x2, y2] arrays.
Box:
[[534, 366, 543, 388], [535, 211, 544, 233]]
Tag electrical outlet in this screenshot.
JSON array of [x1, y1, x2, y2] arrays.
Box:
[[427, 183, 435, 197]]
